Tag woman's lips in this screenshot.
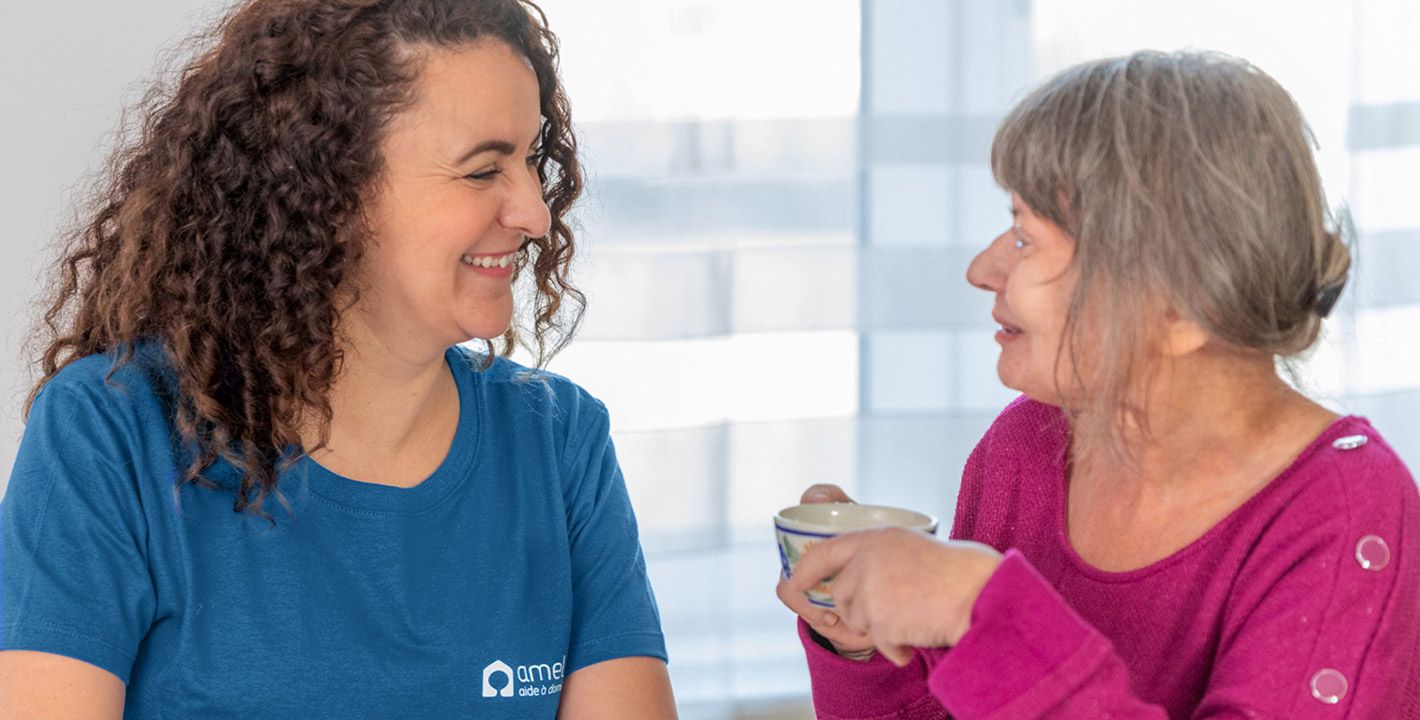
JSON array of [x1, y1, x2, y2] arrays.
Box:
[[993, 315, 1024, 343], [460, 250, 518, 279]]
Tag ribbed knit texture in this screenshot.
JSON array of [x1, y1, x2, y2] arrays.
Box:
[[800, 397, 1420, 719]]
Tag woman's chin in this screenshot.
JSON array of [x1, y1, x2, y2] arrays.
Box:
[[995, 359, 1026, 395], [455, 320, 514, 347], [996, 367, 1059, 406]]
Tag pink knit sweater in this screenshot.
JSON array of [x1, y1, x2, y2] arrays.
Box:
[[800, 398, 1420, 719]]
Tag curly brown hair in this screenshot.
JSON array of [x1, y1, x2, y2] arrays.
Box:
[[26, 0, 585, 516]]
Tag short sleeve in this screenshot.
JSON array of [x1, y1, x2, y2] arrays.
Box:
[[1, 382, 157, 683], [557, 392, 667, 674]]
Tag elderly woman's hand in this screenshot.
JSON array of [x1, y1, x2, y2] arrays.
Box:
[[782, 524, 1004, 667], [775, 484, 877, 658]]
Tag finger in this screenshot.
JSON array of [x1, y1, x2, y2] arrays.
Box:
[[817, 622, 874, 652], [825, 555, 867, 627], [776, 575, 876, 651], [776, 575, 824, 617], [807, 610, 874, 650], [785, 534, 860, 593], [775, 573, 805, 611], [820, 529, 886, 600], [800, 484, 855, 504], [943, 538, 1005, 560], [776, 574, 849, 627], [878, 643, 913, 668]]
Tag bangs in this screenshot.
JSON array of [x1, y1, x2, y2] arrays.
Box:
[[989, 56, 1129, 236], [981, 49, 1345, 465]]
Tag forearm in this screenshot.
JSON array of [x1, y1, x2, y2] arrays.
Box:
[[556, 656, 676, 720]]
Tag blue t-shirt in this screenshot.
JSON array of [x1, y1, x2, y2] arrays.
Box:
[[1, 344, 666, 718]]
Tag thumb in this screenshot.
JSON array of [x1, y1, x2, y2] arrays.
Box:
[[878, 643, 913, 668], [801, 484, 854, 504], [786, 533, 856, 593]]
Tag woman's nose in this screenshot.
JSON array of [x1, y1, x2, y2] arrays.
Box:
[[503, 165, 552, 239], [966, 233, 1009, 293]]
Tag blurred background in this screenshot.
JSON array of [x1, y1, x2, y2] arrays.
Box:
[[2, 0, 1417, 717]]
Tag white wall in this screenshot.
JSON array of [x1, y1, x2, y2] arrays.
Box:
[[0, 1, 236, 494]]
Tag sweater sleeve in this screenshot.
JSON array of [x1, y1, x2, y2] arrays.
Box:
[[928, 551, 1169, 719], [928, 456, 1420, 720], [795, 398, 1028, 720], [798, 620, 950, 720]]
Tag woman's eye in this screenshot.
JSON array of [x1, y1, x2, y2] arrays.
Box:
[[465, 168, 501, 182], [1012, 227, 1027, 249]]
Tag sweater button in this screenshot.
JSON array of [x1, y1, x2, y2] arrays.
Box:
[[1331, 434, 1368, 450], [1356, 535, 1391, 571], [1310, 668, 1348, 704]]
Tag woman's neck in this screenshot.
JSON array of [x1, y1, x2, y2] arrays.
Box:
[[1064, 350, 1339, 570], [301, 310, 460, 481], [1073, 350, 1337, 494]]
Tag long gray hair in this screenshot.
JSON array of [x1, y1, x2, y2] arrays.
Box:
[[991, 50, 1350, 451]]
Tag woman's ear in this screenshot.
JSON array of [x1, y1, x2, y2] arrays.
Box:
[[1160, 309, 1210, 358]]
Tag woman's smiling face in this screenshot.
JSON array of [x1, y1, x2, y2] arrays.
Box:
[[352, 39, 551, 352]]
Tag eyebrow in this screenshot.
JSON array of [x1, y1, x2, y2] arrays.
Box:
[[452, 139, 517, 166]]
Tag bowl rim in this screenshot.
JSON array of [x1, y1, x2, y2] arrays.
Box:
[[774, 502, 938, 534]]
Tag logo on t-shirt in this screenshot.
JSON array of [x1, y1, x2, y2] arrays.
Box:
[[481, 657, 566, 699], [482, 660, 515, 698]]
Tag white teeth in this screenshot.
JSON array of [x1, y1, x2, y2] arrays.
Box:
[[462, 251, 518, 269]]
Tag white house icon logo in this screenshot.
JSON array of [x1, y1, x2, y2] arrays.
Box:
[[482, 660, 514, 698]]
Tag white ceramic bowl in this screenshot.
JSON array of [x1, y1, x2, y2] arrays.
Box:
[[775, 503, 938, 607]]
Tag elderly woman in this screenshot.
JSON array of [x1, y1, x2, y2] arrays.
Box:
[[0, 1, 675, 718], [779, 51, 1420, 719]]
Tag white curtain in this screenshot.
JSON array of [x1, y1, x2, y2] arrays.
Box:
[[537, 1, 1420, 716], [536, 0, 1029, 713], [1340, 0, 1420, 453]]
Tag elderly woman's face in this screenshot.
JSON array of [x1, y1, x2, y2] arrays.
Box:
[[355, 39, 549, 350], [966, 193, 1080, 404]]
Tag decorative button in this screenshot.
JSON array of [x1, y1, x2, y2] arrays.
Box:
[[1310, 668, 1348, 704], [1356, 535, 1391, 571], [1332, 435, 1368, 450]]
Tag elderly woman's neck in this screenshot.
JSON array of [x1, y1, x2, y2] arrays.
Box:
[[1074, 350, 1338, 492]]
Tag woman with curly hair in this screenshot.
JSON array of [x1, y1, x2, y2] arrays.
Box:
[[0, 1, 675, 717]]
